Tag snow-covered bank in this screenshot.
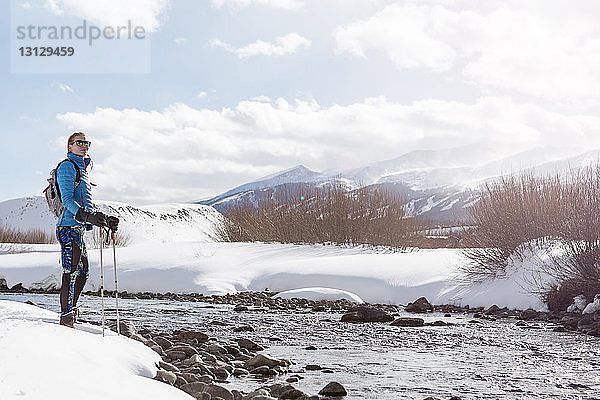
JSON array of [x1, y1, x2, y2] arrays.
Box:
[[274, 287, 365, 303], [0, 196, 223, 244], [0, 242, 547, 310], [0, 300, 192, 400]]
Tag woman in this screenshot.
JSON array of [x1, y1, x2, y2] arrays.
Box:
[[56, 132, 119, 327]]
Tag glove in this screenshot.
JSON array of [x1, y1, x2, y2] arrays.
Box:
[[75, 208, 107, 227], [107, 216, 119, 232]]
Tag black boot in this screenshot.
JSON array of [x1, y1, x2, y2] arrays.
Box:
[[60, 311, 75, 328]]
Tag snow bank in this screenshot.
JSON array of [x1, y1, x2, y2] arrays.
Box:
[[96, 200, 223, 243], [583, 295, 600, 314], [274, 287, 364, 303], [0, 196, 223, 244], [0, 300, 192, 400], [567, 295, 587, 313], [0, 197, 564, 311], [0, 241, 550, 310], [437, 244, 555, 311]]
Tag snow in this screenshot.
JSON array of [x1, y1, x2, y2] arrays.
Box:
[[202, 165, 326, 206], [0, 241, 549, 310], [0, 196, 223, 244], [567, 295, 587, 313], [440, 198, 459, 211], [0, 194, 573, 312], [583, 294, 600, 314], [96, 200, 223, 243], [274, 287, 364, 303], [418, 195, 437, 214], [207, 145, 597, 206], [0, 300, 193, 400], [439, 243, 559, 311]]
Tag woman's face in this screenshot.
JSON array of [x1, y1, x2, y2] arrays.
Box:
[[68, 134, 90, 157]]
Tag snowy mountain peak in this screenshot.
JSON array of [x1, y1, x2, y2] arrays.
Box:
[[258, 164, 322, 183], [201, 164, 326, 206]]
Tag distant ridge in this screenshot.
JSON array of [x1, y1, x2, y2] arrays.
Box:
[[197, 146, 600, 224]]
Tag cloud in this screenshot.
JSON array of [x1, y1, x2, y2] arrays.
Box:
[[210, 33, 311, 58], [209, 39, 235, 53], [174, 38, 186, 45], [18, 115, 41, 122], [334, 1, 600, 100], [54, 95, 600, 204], [197, 91, 208, 99], [334, 3, 457, 72], [211, 0, 304, 11], [51, 82, 74, 94], [44, 0, 170, 31]]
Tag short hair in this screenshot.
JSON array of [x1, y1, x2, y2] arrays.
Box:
[[67, 132, 85, 150]]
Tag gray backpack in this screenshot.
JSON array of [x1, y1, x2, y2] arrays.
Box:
[[43, 159, 81, 218]]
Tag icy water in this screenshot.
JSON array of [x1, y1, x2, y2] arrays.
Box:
[[2, 293, 599, 400]]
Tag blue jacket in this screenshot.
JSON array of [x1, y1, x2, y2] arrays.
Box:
[[56, 153, 95, 228]]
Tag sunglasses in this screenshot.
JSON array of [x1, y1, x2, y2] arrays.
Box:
[[74, 140, 91, 147]]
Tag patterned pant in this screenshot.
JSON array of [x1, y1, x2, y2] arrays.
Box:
[[57, 226, 89, 315]]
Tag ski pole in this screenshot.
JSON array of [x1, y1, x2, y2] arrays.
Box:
[[99, 227, 106, 337], [112, 230, 121, 336]]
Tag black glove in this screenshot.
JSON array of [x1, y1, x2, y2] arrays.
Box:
[[75, 208, 107, 227], [107, 216, 119, 232]]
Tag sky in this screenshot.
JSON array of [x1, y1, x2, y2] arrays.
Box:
[[1, 0, 600, 204]]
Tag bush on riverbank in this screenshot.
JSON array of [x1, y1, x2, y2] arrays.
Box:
[[462, 165, 600, 310], [218, 182, 422, 248], [0, 223, 55, 244]]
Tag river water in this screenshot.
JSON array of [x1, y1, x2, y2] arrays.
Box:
[[2, 293, 599, 400]]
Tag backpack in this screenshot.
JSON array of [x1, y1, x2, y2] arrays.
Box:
[[43, 159, 81, 218]]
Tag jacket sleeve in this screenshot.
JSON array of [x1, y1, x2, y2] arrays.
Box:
[[57, 161, 82, 216]]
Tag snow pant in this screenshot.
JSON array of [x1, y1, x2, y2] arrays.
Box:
[[57, 226, 89, 315]]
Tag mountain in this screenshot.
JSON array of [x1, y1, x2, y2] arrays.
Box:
[[336, 144, 581, 189], [334, 143, 505, 188], [201, 165, 331, 208], [526, 149, 600, 176], [198, 146, 600, 224], [0, 196, 223, 244]]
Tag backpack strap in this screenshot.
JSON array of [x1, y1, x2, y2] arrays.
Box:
[[55, 158, 82, 201], [60, 158, 81, 184]]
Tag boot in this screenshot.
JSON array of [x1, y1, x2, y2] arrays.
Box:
[[60, 311, 75, 328], [73, 307, 79, 324]]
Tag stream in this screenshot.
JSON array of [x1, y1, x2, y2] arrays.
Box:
[[2, 293, 599, 400]]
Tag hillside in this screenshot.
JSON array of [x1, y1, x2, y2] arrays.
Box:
[[0, 196, 223, 244]]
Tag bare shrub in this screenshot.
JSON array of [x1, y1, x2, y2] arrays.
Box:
[[463, 165, 600, 306], [0, 222, 56, 244], [220, 182, 420, 248], [544, 279, 586, 313], [542, 165, 600, 309], [460, 173, 568, 282]]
